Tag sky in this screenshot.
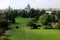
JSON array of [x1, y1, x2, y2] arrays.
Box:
[[0, 0, 60, 9]]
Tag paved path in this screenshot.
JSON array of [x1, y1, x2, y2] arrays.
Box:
[[4, 24, 14, 36]]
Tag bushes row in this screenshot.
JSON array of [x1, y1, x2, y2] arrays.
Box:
[[27, 21, 41, 29], [28, 21, 60, 29], [27, 14, 60, 29]]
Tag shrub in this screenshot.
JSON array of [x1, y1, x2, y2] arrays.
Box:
[[37, 25, 41, 27], [0, 19, 8, 30], [30, 24, 38, 29], [32, 18, 38, 23], [44, 26, 54, 29], [55, 23, 60, 29], [27, 21, 33, 27], [27, 21, 40, 29]]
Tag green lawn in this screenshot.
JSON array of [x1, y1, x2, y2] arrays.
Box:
[[10, 17, 60, 40]]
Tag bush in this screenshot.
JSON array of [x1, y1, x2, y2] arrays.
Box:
[[55, 23, 60, 29], [0, 28, 5, 36], [30, 24, 38, 29], [27, 21, 33, 27], [0, 19, 8, 30], [32, 18, 38, 23], [37, 25, 41, 27], [0, 36, 10, 40], [28, 22, 40, 29], [44, 26, 54, 29]]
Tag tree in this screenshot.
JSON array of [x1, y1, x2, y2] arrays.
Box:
[[28, 8, 40, 18], [28, 19, 40, 29], [39, 14, 48, 25], [44, 15, 57, 29], [28, 8, 35, 18], [51, 11, 56, 15], [19, 10, 28, 18], [0, 19, 8, 30], [13, 10, 18, 17], [9, 14, 15, 24], [41, 9, 46, 15], [19, 8, 41, 18], [56, 11, 60, 19]]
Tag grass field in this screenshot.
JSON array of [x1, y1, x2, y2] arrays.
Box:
[[10, 17, 60, 40]]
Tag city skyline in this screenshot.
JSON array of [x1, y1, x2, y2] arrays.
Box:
[[0, 0, 60, 9]]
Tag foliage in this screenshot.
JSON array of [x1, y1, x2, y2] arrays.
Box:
[[13, 10, 18, 17], [51, 11, 56, 15], [32, 18, 38, 23], [19, 9, 40, 18], [28, 18, 40, 29], [0, 19, 8, 30], [19, 10, 28, 18], [55, 23, 60, 29], [27, 21, 33, 26], [56, 11, 60, 19], [39, 14, 48, 25], [40, 9, 46, 14]]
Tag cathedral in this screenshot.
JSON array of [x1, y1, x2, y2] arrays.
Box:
[[25, 4, 30, 12]]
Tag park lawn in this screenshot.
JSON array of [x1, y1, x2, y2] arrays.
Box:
[[10, 17, 60, 40], [10, 17, 30, 40], [25, 29, 60, 40]]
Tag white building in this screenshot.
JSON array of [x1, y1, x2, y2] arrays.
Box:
[[46, 11, 52, 15]]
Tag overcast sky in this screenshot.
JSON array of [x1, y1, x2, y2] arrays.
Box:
[[0, 0, 60, 9]]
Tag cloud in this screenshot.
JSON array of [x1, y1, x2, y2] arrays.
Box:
[[53, 0, 57, 2], [9, 0, 28, 9], [33, 0, 60, 8], [0, 0, 60, 9], [0, 0, 9, 9]]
